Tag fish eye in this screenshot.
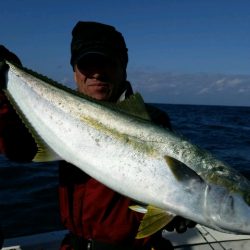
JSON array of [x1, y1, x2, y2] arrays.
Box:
[[216, 165, 225, 173]]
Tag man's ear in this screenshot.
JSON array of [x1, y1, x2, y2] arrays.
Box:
[[73, 70, 77, 83], [73, 64, 77, 72], [73, 64, 80, 83]]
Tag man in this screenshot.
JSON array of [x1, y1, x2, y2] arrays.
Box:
[[0, 21, 195, 250]]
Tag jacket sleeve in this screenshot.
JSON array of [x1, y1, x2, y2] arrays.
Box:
[[0, 92, 37, 162]]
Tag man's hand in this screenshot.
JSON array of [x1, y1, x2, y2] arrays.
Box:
[[164, 216, 196, 233], [0, 45, 22, 65], [0, 61, 9, 90], [0, 45, 22, 90], [149, 216, 196, 250]]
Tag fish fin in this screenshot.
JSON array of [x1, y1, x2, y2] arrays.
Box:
[[129, 205, 148, 214], [32, 137, 61, 162], [116, 93, 151, 121], [4, 92, 61, 162], [136, 205, 175, 239], [164, 155, 203, 182]]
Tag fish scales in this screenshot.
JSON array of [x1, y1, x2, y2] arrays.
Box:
[[4, 62, 250, 235]]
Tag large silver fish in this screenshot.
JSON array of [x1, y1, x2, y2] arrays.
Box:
[[3, 61, 250, 237]]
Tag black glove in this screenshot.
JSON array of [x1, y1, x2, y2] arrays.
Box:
[[0, 61, 9, 89], [0, 45, 22, 65], [0, 45, 22, 89], [164, 216, 196, 233], [148, 216, 196, 249], [150, 230, 174, 250], [0, 225, 4, 249]]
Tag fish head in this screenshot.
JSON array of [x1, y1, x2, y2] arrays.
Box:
[[205, 184, 250, 234], [218, 191, 250, 234]]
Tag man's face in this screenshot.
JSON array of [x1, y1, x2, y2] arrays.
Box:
[[74, 54, 124, 101]]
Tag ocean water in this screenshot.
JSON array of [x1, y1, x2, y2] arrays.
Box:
[[0, 103, 250, 238]]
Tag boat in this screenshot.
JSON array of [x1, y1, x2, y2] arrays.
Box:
[[2, 225, 250, 249]]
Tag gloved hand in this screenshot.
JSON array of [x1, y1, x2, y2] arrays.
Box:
[[0, 61, 9, 89], [164, 216, 196, 233], [0, 45, 22, 65], [0, 45, 22, 89], [150, 236, 174, 250], [148, 216, 196, 250]]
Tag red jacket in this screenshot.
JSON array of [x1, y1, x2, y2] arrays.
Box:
[[0, 91, 172, 248]]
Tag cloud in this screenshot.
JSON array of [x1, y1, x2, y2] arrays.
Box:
[[127, 69, 250, 106], [214, 77, 246, 90], [228, 78, 245, 86], [61, 77, 70, 85], [197, 87, 210, 94], [215, 78, 226, 84]]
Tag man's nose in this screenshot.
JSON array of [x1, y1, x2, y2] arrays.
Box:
[[89, 72, 110, 82]]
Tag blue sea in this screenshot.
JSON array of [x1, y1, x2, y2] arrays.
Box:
[[0, 103, 250, 238]]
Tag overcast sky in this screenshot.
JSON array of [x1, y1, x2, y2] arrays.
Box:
[[1, 0, 250, 106]]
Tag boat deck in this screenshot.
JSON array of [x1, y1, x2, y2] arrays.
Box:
[[2, 225, 250, 250]]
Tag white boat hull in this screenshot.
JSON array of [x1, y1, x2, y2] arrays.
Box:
[[3, 225, 250, 250]]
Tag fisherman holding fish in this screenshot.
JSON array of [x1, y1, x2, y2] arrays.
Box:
[[0, 22, 196, 249]]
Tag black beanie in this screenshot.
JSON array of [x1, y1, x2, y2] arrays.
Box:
[[70, 21, 128, 71]]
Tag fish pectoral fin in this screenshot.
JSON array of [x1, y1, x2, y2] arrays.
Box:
[[136, 205, 175, 239], [129, 205, 148, 214], [116, 92, 151, 121], [33, 136, 61, 162], [164, 155, 204, 182]]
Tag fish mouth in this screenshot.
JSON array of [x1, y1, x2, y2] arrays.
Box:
[[216, 193, 250, 234]]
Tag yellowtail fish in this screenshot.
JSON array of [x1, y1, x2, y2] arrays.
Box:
[[3, 61, 250, 238]]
